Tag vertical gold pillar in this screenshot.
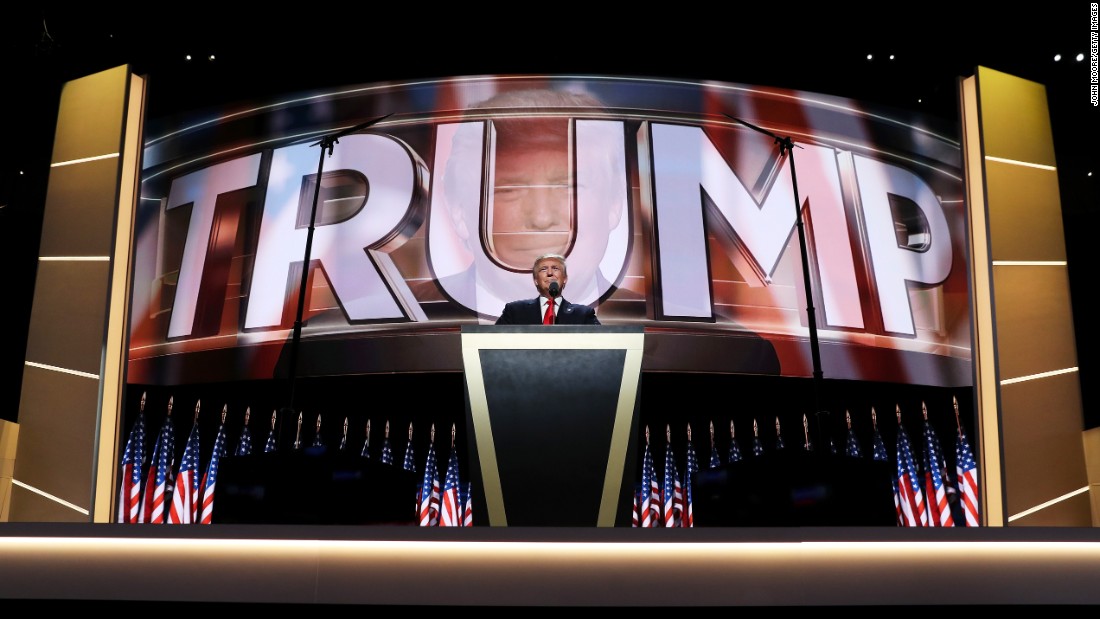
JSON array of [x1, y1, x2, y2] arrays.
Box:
[[961, 66, 1088, 526], [11, 65, 145, 522]]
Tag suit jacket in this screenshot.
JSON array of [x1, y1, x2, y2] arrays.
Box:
[[495, 297, 600, 325]]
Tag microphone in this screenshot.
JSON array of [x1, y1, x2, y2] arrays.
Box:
[[548, 281, 560, 298]]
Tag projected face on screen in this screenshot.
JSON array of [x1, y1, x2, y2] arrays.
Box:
[[432, 89, 628, 314]]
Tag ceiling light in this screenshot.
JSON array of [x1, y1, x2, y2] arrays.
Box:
[[1076, 53, 1084, 61], [1054, 54, 1062, 61], [866, 54, 873, 60], [209, 55, 216, 61]]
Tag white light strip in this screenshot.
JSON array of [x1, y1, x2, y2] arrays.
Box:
[[1001, 366, 1078, 385], [1007, 486, 1089, 522], [992, 260, 1067, 266], [24, 361, 99, 380], [10, 480, 89, 515], [985, 155, 1057, 171], [38, 256, 110, 262], [50, 153, 119, 168]]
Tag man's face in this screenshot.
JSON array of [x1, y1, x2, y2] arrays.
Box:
[[489, 141, 572, 270], [533, 257, 567, 298]]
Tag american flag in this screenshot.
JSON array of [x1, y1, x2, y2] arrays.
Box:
[[117, 408, 146, 523], [956, 427, 981, 526], [361, 420, 371, 458], [684, 429, 698, 528], [263, 411, 278, 453], [200, 419, 228, 525], [845, 411, 863, 459], [402, 423, 416, 472], [920, 407, 955, 527], [661, 432, 682, 527], [235, 409, 253, 456], [895, 412, 928, 527], [463, 481, 473, 527], [729, 421, 743, 463], [140, 410, 175, 524], [708, 421, 722, 468], [751, 419, 765, 457], [382, 435, 396, 466], [418, 438, 440, 526], [439, 442, 462, 527], [870, 408, 900, 523], [639, 433, 659, 528], [168, 418, 201, 524], [632, 487, 641, 527]]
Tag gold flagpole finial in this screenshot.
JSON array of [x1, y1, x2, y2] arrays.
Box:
[[845, 410, 852, 430], [270, 409, 277, 430], [451, 423, 456, 448], [385, 420, 390, 439], [408, 422, 414, 441], [343, 416, 349, 440], [645, 425, 650, 445], [365, 419, 371, 440], [687, 423, 693, 442], [922, 401, 928, 421], [194, 400, 201, 423], [315, 413, 322, 434], [753, 418, 759, 437], [775, 416, 781, 434], [294, 412, 303, 449], [895, 404, 901, 425], [221, 404, 227, 424], [430, 423, 436, 444], [244, 406, 251, 425], [140, 391, 147, 412], [167, 396, 174, 417], [730, 419, 736, 439], [871, 406, 878, 429], [666, 424, 671, 444]]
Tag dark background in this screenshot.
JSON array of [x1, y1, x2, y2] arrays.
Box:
[[1, 6, 1096, 433]]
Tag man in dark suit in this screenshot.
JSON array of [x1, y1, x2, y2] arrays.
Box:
[[495, 253, 600, 325]]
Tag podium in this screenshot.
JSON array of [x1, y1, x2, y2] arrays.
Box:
[[460, 325, 645, 526]]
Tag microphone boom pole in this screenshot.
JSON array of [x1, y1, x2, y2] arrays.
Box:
[[724, 114, 828, 449], [281, 113, 393, 418]]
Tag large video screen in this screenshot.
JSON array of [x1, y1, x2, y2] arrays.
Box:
[[129, 75, 971, 387]]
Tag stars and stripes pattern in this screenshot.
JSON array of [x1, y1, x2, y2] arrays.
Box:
[[662, 440, 683, 527], [418, 441, 440, 526], [956, 428, 981, 526], [729, 422, 743, 463], [117, 412, 146, 523], [235, 419, 253, 457], [684, 433, 698, 528], [168, 420, 201, 524], [381, 435, 394, 465], [361, 422, 371, 458], [264, 415, 278, 453], [439, 445, 462, 527], [921, 415, 955, 527], [846, 427, 863, 458], [200, 420, 227, 525], [403, 436, 417, 473], [870, 417, 900, 523], [141, 413, 175, 524], [639, 438, 660, 527], [463, 482, 474, 527], [709, 435, 722, 468], [895, 420, 928, 527]]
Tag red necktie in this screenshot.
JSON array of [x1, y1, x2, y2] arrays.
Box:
[[543, 299, 554, 325]]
